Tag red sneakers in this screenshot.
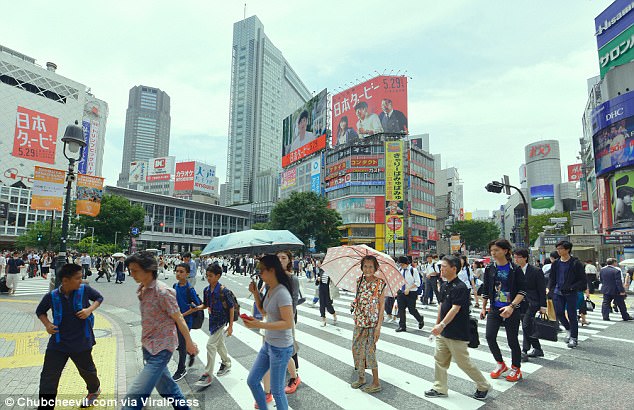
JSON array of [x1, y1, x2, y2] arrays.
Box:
[[490, 362, 508, 379], [254, 393, 273, 409], [506, 366, 523, 382], [285, 375, 301, 394]]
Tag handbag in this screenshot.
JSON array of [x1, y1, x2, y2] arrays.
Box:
[[532, 313, 558, 342], [468, 316, 480, 348], [585, 297, 595, 312], [546, 299, 556, 319], [186, 284, 204, 330]]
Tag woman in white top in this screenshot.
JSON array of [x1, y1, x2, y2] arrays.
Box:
[[457, 255, 479, 307]]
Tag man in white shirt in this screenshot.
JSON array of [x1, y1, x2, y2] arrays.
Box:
[[0, 253, 6, 277], [396, 256, 425, 332], [81, 253, 92, 279], [541, 251, 559, 281], [354, 102, 383, 138], [288, 110, 316, 153]]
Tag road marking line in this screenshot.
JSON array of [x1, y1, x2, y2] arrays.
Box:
[[592, 334, 634, 344]]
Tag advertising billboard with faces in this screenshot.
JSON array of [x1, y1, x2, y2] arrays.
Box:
[[592, 91, 634, 176], [282, 89, 328, 167], [610, 169, 634, 228], [332, 75, 408, 146]]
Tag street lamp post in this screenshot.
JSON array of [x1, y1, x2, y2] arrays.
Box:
[[54, 121, 87, 288], [485, 180, 529, 247]]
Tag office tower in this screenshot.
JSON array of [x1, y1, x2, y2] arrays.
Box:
[[226, 15, 311, 205], [117, 85, 170, 188]]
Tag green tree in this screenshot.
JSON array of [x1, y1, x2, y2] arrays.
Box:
[[269, 192, 343, 252], [445, 220, 500, 252], [15, 220, 63, 251], [528, 211, 570, 244], [76, 194, 145, 245], [251, 222, 272, 230]]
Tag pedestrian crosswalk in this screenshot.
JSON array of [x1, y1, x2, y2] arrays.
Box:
[[0, 276, 51, 297], [185, 275, 617, 409]]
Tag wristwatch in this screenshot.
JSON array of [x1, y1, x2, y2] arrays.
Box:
[[510, 303, 519, 310]]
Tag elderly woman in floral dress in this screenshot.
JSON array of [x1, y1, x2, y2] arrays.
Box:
[[350, 255, 386, 394]]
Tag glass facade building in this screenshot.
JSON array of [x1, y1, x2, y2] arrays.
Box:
[[227, 15, 311, 205]]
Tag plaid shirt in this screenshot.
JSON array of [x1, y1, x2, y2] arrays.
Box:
[[203, 283, 234, 335], [137, 280, 180, 355]]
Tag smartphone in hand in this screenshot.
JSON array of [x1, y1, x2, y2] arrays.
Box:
[[240, 313, 255, 321]]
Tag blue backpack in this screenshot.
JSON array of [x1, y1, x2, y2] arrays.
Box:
[[51, 284, 94, 343]]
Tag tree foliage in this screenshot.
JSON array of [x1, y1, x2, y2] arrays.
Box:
[[445, 220, 500, 252], [251, 222, 272, 230], [528, 211, 570, 244], [15, 220, 63, 251], [76, 194, 145, 245], [269, 192, 343, 252]]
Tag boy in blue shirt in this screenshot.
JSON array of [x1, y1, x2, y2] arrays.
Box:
[[36, 263, 103, 409], [172, 263, 202, 381]]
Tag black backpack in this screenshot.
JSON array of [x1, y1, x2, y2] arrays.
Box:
[[468, 316, 480, 348]]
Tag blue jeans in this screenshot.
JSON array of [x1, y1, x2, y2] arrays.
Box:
[[553, 292, 579, 339], [247, 342, 293, 410], [122, 348, 190, 410]]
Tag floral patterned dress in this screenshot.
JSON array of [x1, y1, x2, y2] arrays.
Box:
[[351, 276, 386, 375]]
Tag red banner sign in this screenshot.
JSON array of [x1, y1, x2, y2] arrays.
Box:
[[12, 106, 59, 164], [175, 161, 195, 191], [567, 163, 583, 182]]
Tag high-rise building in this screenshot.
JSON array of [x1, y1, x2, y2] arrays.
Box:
[[117, 85, 171, 188], [226, 15, 311, 205]]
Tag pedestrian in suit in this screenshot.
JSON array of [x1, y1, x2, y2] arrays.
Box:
[[599, 258, 633, 321], [513, 249, 547, 361]]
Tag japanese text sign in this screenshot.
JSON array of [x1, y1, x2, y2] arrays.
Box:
[[12, 106, 59, 164], [76, 174, 104, 217], [31, 166, 65, 211]]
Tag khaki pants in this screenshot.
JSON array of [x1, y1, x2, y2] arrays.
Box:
[[204, 327, 231, 375], [6, 273, 19, 294], [433, 335, 490, 395]]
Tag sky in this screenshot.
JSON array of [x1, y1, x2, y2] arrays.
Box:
[[0, 0, 614, 213]]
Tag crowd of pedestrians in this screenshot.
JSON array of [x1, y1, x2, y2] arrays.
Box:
[[2, 239, 633, 409]]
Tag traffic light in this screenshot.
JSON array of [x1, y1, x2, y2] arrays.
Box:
[[485, 182, 504, 193], [37, 233, 43, 242]]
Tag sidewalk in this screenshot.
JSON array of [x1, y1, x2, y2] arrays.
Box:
[[0, 298, 126, 409]]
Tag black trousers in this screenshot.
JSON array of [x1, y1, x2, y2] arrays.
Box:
[[397, 291, 423, 329], [385, 296, 396, 316], [82, 264, 90, 279], [318, 283, 335, 317], [602, 294, 629, 320], [38, 348, 100, 410], [176, 327, 195, 373], [521, 303, 542, 352], [426, 276, 441, 304], [485, 307, 522, 368]]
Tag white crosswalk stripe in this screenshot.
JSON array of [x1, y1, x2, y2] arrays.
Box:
[[187, 275, 617, 409], [1, 276, 50, 296]]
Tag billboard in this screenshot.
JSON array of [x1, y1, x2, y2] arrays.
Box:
[[567, 164, 583, 182], [595, 0, 634, 48], [525, 141, 560, 164], [86, 119, 99, 175], [78, 120, 91, 174], [530, 184, 555, 215], [610, 169, 634, 228], [332, 75, 408, 146], [596, 0, 634, 77], [12, 106, 59, 165], [30, 166, 65, 211], [385, 141, 404, 244], [281, 167, 297, 190], [174, 161, 195, 191], [310, 155, 321, 194], [146, 156, 175, 182], [282, 89, 328, 167], [76, 174, 104, 217], [592, 91, 634, 176], [129, 161, 148, 184], [193, 162, 218, 195]]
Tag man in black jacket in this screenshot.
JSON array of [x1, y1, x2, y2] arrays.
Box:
[[599, 258, 633, 321], [546, 240, 587, 349], [513, 249, 547, 361]]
